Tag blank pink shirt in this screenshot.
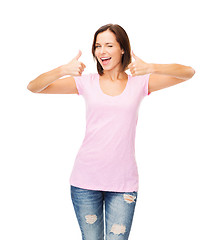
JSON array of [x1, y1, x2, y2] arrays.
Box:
[[69, 73, 151, 192]]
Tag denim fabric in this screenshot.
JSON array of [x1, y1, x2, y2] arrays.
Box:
[[70, 185, 138, 240]]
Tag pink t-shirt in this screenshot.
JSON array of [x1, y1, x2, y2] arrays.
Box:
[[69, 73, 151, 192]]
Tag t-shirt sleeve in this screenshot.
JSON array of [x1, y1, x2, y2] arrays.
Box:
[[73, 74, 88, 95], [142, 73, 152, 96]]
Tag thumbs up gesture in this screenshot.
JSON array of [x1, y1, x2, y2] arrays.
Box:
[[64, 50, 86, 76], [128, 51, 151, 76]]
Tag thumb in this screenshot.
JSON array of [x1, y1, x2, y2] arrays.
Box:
[[131, 50, 139, 60], [74, 50, 82, 60]]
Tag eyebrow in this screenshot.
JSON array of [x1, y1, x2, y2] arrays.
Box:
[[95, 42, 114, 45]]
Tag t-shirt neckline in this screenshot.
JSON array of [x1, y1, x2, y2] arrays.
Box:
[[97, 73, 130, 98]]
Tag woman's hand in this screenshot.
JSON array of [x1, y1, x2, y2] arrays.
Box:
[[62, 50, 86, 76], [128, 51, 153, 76]]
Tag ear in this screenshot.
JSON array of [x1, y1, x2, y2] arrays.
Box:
[[121, 49, 124, 54]]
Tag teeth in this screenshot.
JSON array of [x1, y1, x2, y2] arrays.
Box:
[[101, 57, 111, 60]]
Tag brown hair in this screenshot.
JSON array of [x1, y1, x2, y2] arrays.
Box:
[[92, 24, 132, 76]]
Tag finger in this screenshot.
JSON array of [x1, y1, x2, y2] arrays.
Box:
[[129, 67, 136, 74], [127, 64, 130, 70], [129, 68, 133, 75], [74, 50, 82, 60], [81, 62, 86, 68], [77, 62, 84, 71], [79, 65, 85, 72], [128, 63, 134, 69], [80, 66, 85, 72]]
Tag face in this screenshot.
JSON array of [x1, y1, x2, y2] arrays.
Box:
[[94, 30, 124, 72]]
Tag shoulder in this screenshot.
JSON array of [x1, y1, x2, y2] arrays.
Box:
[[129, 74, 151, 96], [74, 73, 98, 82], [129, 74, 151, 85], [130, 73, 151, 80], [77, 73, 98, 79]]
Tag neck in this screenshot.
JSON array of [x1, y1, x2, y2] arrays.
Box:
[[102, 70, 127, 81]]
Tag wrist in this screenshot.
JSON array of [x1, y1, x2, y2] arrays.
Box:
[[147, 63, 156, 74], [59, 64, 69, 76]]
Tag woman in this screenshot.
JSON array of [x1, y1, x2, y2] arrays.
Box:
[[27, 23, 195, 240]]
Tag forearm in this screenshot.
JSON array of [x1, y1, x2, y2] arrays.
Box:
[[149, 63, 195, 80], [27, 65, 66, 93]]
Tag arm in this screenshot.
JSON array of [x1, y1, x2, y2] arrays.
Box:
[[128, 51, 195, 80], [128, 51, 195, 93], [27, 66, 66, 93], [149, 63, 195, 80], [27, 50, 86, 93]]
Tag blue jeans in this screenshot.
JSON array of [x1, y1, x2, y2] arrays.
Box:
[[70, 185, 138, 240]]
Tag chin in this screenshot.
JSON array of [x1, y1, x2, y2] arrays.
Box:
[[102, 66, 113, 71]]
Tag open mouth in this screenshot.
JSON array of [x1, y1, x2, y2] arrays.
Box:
[[100, 57, 112, 65]]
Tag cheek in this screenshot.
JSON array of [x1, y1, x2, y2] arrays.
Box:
[[111, 49, 122, 58], [115, 52, 123, 61], [94, 51, 100, 60]]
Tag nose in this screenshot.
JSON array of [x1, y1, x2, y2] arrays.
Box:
[[100, 46, 106, 54]]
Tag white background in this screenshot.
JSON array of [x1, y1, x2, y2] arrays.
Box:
[[1, 0, 222, 239]]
